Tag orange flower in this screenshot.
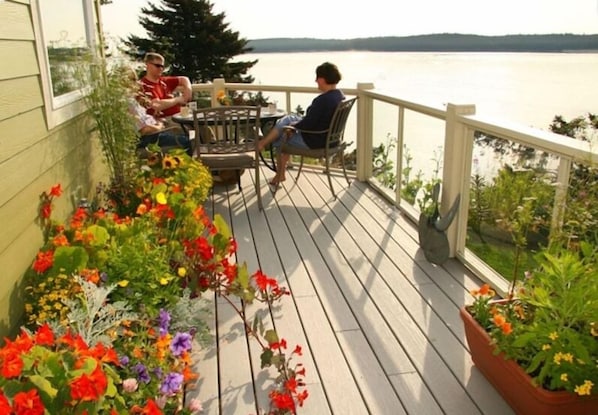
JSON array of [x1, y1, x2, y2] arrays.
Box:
[[136, 203, 148, 215], [478, 284, 490, 295], [493, 314, 506, 327], [501, 322, 513, 335], [52, 233, 69, 247]]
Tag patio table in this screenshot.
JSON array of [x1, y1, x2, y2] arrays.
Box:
[[172, 107, 285, 171]]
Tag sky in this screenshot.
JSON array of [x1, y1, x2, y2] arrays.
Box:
[[100, 0, 598, 41]]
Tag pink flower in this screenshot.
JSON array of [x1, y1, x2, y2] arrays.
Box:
[[188, 398, 203, 412], [123, 378, 138, 393]]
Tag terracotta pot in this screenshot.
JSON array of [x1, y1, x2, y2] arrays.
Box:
[[460, 306, 598, 415]]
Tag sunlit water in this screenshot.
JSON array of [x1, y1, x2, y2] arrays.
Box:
[[242, 51, 598, 179]]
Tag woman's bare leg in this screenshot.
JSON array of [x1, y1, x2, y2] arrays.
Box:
[[258, 128, 280, 151], [270, 152, 289, 186]]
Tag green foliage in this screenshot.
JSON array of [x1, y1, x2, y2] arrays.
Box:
[[82, 63, 139, 197], [168, 289, 213, 348], [58, 277, 139, 347], [400, 145, 423, 204], [124, 0, 256, 83], [468, 174, 491, 242], [475, 244, 598, 395], [469, 113, 598, 281], [548, 113, 598, 248], [373, 133, 397, 190]]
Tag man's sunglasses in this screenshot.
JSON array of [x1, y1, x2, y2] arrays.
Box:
[[149, 62, 165, 69]]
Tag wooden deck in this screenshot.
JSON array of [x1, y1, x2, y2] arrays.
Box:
[[185, 165, 515, 415]]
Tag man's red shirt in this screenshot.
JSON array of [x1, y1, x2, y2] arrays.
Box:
[[140, 76, 181, 117]]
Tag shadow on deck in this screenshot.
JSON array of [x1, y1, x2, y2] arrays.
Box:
[[185, 165, 514, 415]]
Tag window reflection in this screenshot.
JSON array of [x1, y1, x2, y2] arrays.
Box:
[[38, 0, 93, 97]]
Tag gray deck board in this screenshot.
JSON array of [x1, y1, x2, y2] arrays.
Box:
[[187, 165, 515, 415]]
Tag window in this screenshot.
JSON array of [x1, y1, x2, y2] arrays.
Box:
[[31, 0, 97, 129]]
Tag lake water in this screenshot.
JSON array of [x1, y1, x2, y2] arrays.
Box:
[[243, 51, 598, 128], [241, 51, 598, 179]]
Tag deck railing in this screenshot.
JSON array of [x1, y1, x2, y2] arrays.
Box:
[[191, 79, 598, 294]]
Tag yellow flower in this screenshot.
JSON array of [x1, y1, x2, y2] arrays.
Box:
[[562, 352, 574, 363], [160, 276, 170, 285], [156, 192, 167, 205], [177, 267, 187, 277], [561, 373, 569, 382], [549, 331, 559, 341], [542, 344, 551, 351], [574, 380, 594, 396], [118, 280, 129, 287]]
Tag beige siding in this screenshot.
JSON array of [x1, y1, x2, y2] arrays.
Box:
[[0, 40, 39, 80], [0, 0, 109, 339], [0, 2, 35, 41]]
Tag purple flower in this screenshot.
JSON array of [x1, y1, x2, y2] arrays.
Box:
[[120, 355, 130, 366], [134, 363, 151, 384], [158, 309, 171, 336], [170, 332, 192, 356], [160, 372, 184, 395]]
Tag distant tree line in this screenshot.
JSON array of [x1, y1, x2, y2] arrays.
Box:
[[248, 34, 598, 53]]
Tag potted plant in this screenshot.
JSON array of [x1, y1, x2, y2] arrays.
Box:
[[461, 242, 598, 415]]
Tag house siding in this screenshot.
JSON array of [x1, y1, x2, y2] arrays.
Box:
[[0, 0, 108, 339]]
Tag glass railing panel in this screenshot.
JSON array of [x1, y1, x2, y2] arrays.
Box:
[[398, 109, 446, 213], [466, 132, 558, 283]]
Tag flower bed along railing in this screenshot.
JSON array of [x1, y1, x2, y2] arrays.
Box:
[[1, 150, 308, 414]]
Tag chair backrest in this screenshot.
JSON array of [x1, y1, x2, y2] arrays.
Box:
[[192, 106, 260, 155], [326, 97, 358, 148]]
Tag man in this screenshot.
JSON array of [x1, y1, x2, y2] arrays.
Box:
[[140, 52, 192, 118], [125, 66, 192, 156]]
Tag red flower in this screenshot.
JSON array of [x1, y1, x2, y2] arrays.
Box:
[[221, 259, 237, 284], [1, 350, 23, 378], [32, 250, 54, 274], [269, 390, 296, 412], [34, 324, 55, 346], [227, 238, 238, 254], [69, 364, 106, 402], [270, 338, 287, 351], [284, 376, 298, 393], [40, 202, 52, 219], [292, 344, 303, 356], [49, 184, 63, 197], [296, 389, 309, 406], [12, 389, 45, 415], [0, 391, 11, 413], [141, 399, 163, 415]]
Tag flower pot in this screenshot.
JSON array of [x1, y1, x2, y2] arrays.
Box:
[[460, 306, 598, 415]]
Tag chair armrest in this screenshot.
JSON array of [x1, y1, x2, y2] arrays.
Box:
[[282, 126, 329, 141]]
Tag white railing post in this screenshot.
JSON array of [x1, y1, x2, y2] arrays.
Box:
[[356, 83, 375, 181], [212, 78, 225, 106], [443, 103, 476, 257], [551, 157, 572, 235]]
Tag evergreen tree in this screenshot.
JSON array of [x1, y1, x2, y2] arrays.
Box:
[[124, 0, 256, 83]]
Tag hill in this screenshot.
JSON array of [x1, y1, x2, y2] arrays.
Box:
[[247, 33, 598, 53]]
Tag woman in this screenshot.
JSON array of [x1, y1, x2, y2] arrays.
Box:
[[258, 62, 344, 187]]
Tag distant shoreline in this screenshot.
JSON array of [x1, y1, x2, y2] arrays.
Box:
[[247, 33, 598, 53]]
